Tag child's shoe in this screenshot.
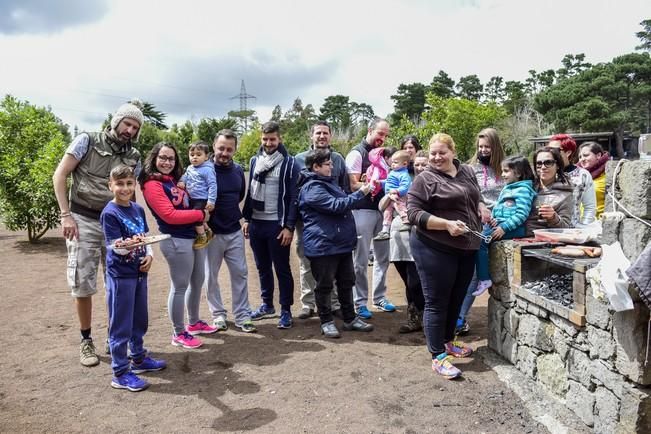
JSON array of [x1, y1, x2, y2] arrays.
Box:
[[212, 315, 228, 331], [445, 340, 473, 358], [431, 353, 462, 379], [205, 227, 214, 241], [131, 356, 167, 374], [111, 371, 150, 392], [472, 279, 492, 297], [171, 331, 203, 349], [373, 231, 390, 241], [186, 320, 218, 335], [193, 233, 209, 250]]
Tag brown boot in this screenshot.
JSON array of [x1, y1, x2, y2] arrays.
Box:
[[399, 303, 423, 333]]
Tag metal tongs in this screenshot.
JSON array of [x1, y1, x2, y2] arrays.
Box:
[[460, 222, 492, 243]]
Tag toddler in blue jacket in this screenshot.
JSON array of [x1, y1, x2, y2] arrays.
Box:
[[376, 150, 412, 240], [474, 155, 537, 296]]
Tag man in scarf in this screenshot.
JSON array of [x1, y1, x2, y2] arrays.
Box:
[[242, 121, 300, 329], [53, 100, 143, 367]]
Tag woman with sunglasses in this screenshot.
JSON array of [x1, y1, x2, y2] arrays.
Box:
[[139, 143, 216, 350], [525, 147, 575, 235]]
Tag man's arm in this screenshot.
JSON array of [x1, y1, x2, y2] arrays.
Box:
[[53, 154, 81, 240], [345, 150, 363, 192]]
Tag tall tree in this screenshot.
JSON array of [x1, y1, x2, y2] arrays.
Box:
[[556, 53, 592, 81], [456, 75, 483, 101], [636, 19, 651, 52], [429, 71, 456, 98], [390, 82, 427, 123], [319, 95, 352, 130], [197, 117, 238, 144], [484, 76, 506, 103]]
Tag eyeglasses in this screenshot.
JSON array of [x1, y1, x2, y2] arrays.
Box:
[[535, 159, 556, 168], [157, 155, 176, 162]]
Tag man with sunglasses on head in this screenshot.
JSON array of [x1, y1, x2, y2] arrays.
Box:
[[53, 101, 143, 367]]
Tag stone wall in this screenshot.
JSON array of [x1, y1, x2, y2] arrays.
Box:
[[487, 160, 651, 433]]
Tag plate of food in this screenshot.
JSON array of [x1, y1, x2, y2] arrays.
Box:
[[110, 234, 171, 250], [532, 228, 593, 244]]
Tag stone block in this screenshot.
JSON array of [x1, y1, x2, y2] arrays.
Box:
[[536, 353, 568, 397], [588, 326, 616, 360], [616, 383, 651, 433], [503, 308, 519, 336], [601, 213, 622, 245], [517, 314, 554, 352], [552, 328, 570, 361], [591, 359, 625, 398], [489, 240, 515, 289], [594, 386, 620, 434], [487, 297, 506, 354], [567, 348, 593, 389], [501, 332, 518, 364], [568, 330, 590, 352], [605, 159, 651, 219], [525, 301, 549, 319], [613, 302, 651, 385], [620, 218, 651, 262], [566, 380, 595, 427], [586, 293, 612, 331], [516, 345, 538, 378], [549, 313, 580, 338]]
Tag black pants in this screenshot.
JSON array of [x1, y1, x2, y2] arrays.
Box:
[[410, 234, 476, 357], [190, 198, 207, 228], [393, 261, 424, 311], [309, 253, 356, 324]]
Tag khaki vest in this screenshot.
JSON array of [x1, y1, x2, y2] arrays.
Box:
[[70, 131, 140, 215]]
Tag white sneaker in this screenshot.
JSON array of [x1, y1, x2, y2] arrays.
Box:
[[213, 315, 228, 331]]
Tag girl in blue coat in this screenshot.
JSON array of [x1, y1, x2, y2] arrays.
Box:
[[299, 149, 375, 338], [474, 156, 536, 295]]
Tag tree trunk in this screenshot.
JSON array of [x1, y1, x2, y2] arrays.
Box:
[[614, 126, 625, 158], [27, 222, 48, 243]]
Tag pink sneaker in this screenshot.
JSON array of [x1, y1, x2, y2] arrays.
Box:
[[445, 340, 473, 358], [432, 353, 462, 379], [172, 331, 203, 349], [186, 320, 218, 335]]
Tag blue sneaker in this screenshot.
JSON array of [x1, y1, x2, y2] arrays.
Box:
[[356, 305, 373, 319], [131, 356, 167, 374], [277, 310, 293, 329], [111, 371, 149, 392], [251, 303, 276, 321], [373, 298, 396, 312]]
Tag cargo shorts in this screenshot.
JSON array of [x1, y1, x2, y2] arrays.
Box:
[[66, 212, 106, 297]]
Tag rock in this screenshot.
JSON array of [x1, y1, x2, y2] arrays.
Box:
[[552, 328, 570, 361], [517, 314, 554, 352], [601, 213, 622, 245], [586, 294, 611, 331], [617, 383, 651, 433], [516, 345, 538, 379], [536, 353, 568, 397], [501, 332, 518, 364], [612, 302, 651, 385], [503, 308, 519, 336], [565, 380, 595, 427], [594, 386, 620, 434], [489, 240, 515, 289], [525, 301, 549, 319], [605, 159, 651, 219], [587, 326, 616, 360], [567, 348, 593, 389], [568, 330, 590, 352], [620, 218, 651, 262], [549, 313, 580, 338], [487, 298, 506, 354], [591, 359, 625, 398]]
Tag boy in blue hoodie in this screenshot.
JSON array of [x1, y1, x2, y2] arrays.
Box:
[[376, 150, 412, 240]]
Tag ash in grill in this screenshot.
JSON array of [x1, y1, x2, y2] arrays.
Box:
[[521, 274, 574, 307]]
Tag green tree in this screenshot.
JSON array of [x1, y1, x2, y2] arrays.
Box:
[[635, 19, 651, 52], [556, 53, 592, 81], [503, 80, 528, 114], [390, 82, 428, 123], [429, 71, 456, 98], [456, 75, 483, 101], [197, 117, 238, 144], [319, 95, 352, 130], [234, 123, 261, 168], [270, 105, 282, 122], [535, 52, 651, 157], [0, 95, 68, 242], [350, 102, 375, 127], [484, 76, 506, 103]]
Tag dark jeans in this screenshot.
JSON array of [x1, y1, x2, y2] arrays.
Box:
[[248, 219, 294, 309], [393, 261, 424, 311], [410, 233, 476, 357], [190, 198, 207, 228], [309, 253, 357, 324]]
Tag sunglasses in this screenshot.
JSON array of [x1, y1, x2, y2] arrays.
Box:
[[535, 159, 556, 168]]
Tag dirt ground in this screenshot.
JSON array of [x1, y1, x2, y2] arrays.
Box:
[[0, 204, 548, 433]]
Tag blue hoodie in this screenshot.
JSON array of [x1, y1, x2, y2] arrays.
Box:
[[492, 179, 537, 233], [298, 170, 367, 258]]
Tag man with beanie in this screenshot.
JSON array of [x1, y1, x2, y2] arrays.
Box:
[[53, 100, 143, 367]]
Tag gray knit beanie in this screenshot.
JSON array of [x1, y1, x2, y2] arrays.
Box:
[[111, 99, 144, 141]]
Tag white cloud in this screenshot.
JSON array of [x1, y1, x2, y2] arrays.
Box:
[[0, 0, 648, 132]]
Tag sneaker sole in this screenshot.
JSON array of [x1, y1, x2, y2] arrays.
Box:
[[236, 326, 257, 333], [186, 328, 219, 336], [111, 381, 149, 392], [373, 305, 396, 312], [171, 340, 203, 349], [433, 369, 462, 380], [80, 358, 100, 367], [277, 323, 293, 329], [447, 350, 473, 358], [131, 366, 166, 374], [250, 312, 276, 321]]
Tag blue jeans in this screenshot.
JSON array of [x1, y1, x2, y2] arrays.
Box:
[[475, 225, 525, 281], [249, 219, 294, 310], [410, 233, 476, 357]]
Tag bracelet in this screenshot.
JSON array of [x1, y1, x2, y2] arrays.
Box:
[[60, 212, 72, 218]]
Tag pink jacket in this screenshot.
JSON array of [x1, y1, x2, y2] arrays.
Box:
[[365, 147, 389, 196]]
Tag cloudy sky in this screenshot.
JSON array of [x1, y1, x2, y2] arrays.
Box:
[[1, 0, 649, 132]]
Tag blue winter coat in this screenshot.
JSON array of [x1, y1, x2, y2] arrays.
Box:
[[492, 179, 537, 233], [299, 171, 367, 258]]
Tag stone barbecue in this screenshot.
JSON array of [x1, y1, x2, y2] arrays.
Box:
[[486, 160, 651, 433]]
